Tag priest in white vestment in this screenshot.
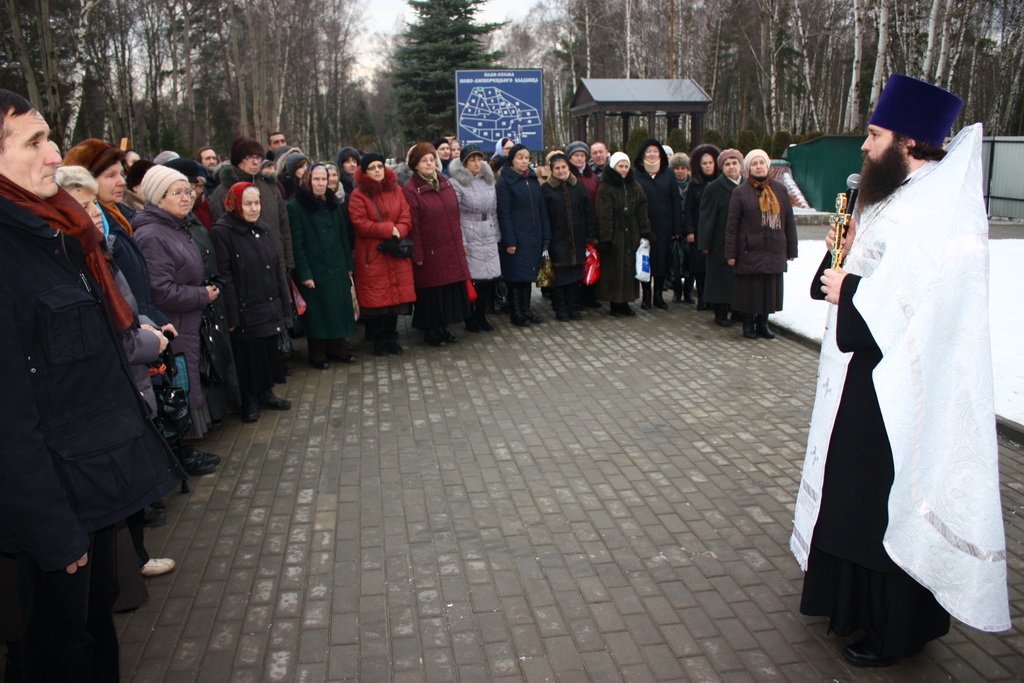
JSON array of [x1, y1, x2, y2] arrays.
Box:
[[790, 74, 1010, 668]]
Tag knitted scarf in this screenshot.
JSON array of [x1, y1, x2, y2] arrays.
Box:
[[0, 174, 135, 332], [748, 176, 782, 230], [100, 200, 133, 235]]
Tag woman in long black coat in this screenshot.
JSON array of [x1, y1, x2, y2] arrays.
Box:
[[595, 152, 651, 317], [724, 149, 798, 339], [699, 149, 743, 326], [211, 182, 293, 422], [541, 153, 596, 321], [632, 139, 681, 310], [682, 144, 721, 309]]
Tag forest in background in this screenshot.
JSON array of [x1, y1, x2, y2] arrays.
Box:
[[1, 0, 1022, 161]]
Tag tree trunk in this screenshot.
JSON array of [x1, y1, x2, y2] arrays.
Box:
[[182, 0, 196, 151], [37, 0, 65, 137], [61, 0, 103, 146], [868, 0, 889, 112], [793, 0, 821, 132], [843, 0, 863, 131], [933, 0, 954, 86], [922, 0, 942, 80], [5, 0, 43, 108], [624, 0, 632, 78]]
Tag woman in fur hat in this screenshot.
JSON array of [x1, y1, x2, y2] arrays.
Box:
[[402, 142, 472, 346]]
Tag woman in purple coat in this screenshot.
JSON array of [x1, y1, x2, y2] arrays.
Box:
[[402, 142, 471, 346], [134, 166, 222, 441]]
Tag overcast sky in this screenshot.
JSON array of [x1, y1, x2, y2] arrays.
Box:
[[356, 0, 531, 74]]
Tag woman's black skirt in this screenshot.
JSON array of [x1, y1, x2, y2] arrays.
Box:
[[231, 334, 279, 397], [412, 281, 470, 330], [731, 273, 783, 314]]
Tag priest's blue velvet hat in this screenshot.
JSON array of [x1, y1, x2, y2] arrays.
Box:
[[868, 74, 963, 147]]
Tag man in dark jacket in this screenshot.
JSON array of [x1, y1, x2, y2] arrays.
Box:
[[0, 89, 180, 681]]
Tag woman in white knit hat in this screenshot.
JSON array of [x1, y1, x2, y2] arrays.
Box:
[[133, 165, 223, 449]]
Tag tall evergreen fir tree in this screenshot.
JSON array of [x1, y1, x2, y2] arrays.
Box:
[[392, 0, 502, 143]]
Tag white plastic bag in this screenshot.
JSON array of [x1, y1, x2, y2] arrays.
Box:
[[635, 238, 651, 282]]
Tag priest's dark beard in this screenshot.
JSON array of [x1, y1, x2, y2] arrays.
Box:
[[858, 140, 910, 208]]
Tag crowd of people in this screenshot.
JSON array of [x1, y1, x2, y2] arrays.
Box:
[[0, 69, 1011, 681], [0, 111, 803, 676]]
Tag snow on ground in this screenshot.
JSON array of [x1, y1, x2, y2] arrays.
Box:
[[775, 239, 1024, 426]]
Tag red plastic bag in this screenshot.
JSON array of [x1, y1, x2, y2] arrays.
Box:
[[584, 244, 601, 286], [466, 279, 478, 304], [290, 278, 307, 315]]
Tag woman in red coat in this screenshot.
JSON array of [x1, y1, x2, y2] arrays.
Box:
[[348, 154, 416, 355]]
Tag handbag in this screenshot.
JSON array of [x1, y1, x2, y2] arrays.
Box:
[[635, 238, 651, 282], [584, 243, 601, 286], [198, 305, 224, 387], [466, 279, 478, 304], [151, 346, 192, 442], [536, 255, 555, 288]]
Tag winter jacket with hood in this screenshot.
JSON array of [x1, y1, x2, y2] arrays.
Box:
[[632, 139, 682, 278], [495, 163, 551, 283], [449, 157, 501, 281]]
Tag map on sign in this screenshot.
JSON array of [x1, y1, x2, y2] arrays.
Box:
[[459, 86, 541, 142], [456, 69, 544, 151]]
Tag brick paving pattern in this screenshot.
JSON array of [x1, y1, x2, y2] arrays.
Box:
[[72, 294, 1024, 680]]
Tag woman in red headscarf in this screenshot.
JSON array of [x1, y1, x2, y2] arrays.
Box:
[[210, 183, 293, 422]]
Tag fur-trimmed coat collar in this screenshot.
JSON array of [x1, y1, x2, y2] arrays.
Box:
[[601, 167, 635, 188], [354, 166, 399, 195], [448, 157, 495, 187], [545, 173, 577, 189]]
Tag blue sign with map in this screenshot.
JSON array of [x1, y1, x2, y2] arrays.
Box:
[[456, 69, 544, 152]]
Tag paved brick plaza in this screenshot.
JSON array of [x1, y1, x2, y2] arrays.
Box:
[[117, 297, 1023, 682]]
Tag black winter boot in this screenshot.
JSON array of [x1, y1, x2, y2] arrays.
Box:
[[640, 281, 653, 310], [742, 314, 757, 339], [523, 285, 543, 323], [756, 314, 776, 339], [567, 284, 582, 320], [681, 276, 695, 303], [509, 285, 530, 326], [652, 276, 668, 309], [552, 287, 570, 321], [714, 304, 731, 327]]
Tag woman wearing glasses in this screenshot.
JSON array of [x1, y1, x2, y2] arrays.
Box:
[[133, 166, 222, 443], [348, 154, 416, 355]]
